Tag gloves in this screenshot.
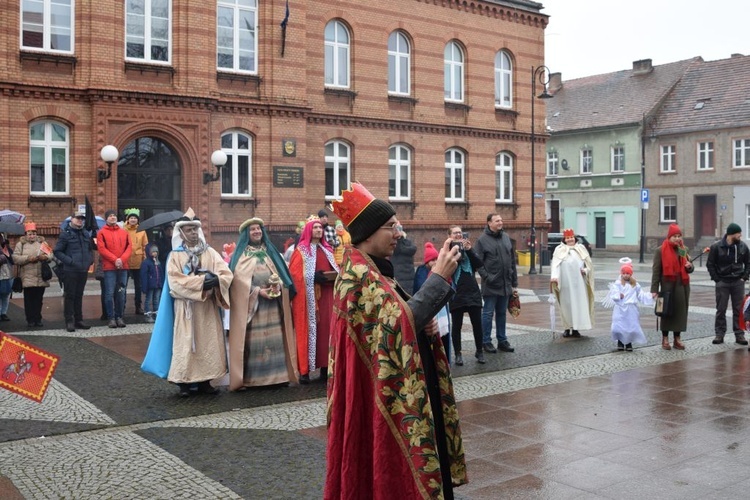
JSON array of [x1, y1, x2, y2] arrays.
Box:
[[314, 270, 327, 284], [202, 271, 219, 290]]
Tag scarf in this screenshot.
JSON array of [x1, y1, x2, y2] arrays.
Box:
[[182, 241, 208, 274], [660, 239, 690, 284]]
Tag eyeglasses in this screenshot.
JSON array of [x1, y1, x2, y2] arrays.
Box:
[[378, 222, 403, 234]]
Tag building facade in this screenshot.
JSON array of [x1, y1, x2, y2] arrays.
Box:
[[1, 0, 549, 254]]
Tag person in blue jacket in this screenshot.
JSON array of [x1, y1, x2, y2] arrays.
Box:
[[140, 245, 164, 323]]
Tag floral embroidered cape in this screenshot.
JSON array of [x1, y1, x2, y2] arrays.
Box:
[[325, 247, 467, 499]]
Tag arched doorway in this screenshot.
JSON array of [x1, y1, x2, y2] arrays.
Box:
[[117, 137, 182, 238]]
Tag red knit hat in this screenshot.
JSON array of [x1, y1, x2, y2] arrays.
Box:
[[667, 224, 682, 238], [423, 242, 439, 264], [620, 264, 633, 275]]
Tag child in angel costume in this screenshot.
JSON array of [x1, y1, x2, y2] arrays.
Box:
[[604, 259, 654, 351]]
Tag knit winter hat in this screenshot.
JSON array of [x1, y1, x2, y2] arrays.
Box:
[[667, 224, 682, 238], [423, 242, 439, 264], [620, 264, 633, 275], [104, 209, 117, 219], [727, 223, 742, 235], [317, 209, 329, 218]]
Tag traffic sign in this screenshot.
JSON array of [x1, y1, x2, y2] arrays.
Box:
[[641, 189, 649, 203]]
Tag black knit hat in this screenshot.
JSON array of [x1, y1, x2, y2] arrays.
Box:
[[104, 209, 117, 219], [348, 199, 396, 244]]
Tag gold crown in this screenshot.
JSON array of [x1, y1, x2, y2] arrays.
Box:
[[331, 182, 375, 227], [306, 214, 321, 223]]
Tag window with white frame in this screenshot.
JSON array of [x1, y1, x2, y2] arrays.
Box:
[[547, 151, 558, 176], [388, 144, 411, 200], [444, 41, 464, 102], [495, 152, 513, 202], [494, 50, 512, 108], [29, 121, 68, 194], [697, 141, 714, 170], [734, 138, 750, 168], [611, 145, 625, 172], [580, 148, 593, 174], [660, 145, 676, 172], [21, 0, 74, 52], [324, 20, 350, 88], [387, 31, 410, 95], [613, 212, 625, 237], [126, 0, 171, 63], [660, 196, 677, 222], [220, 131, 252, 197], [325, 140, 350, 199], [444, 148, 465, 201], [217, 0, 257, 73]]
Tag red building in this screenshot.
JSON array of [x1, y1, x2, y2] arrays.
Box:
[[1, 0, 549, 253]]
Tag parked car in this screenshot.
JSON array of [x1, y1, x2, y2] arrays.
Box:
[[547, 233, 593, 257]]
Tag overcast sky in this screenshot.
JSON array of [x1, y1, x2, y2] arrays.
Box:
[[542, 0, 749, 80]]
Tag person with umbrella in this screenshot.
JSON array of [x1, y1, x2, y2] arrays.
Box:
[[13, 222, 50, 327], [54, 210, 95, 332], [0, 232, 14, 321]]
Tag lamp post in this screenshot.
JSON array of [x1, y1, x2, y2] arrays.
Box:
[[529, 65, 554, 275], [202, 150, 228, 184], [639, 114, 657, 263], [98, 145, 119, 182]]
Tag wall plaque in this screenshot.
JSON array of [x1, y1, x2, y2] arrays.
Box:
[[273, 166, 304, 188], [282, 138, 297, 157]]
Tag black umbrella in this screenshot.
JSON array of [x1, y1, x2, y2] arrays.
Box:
[[0, 221, 25, 235], [138, 210, 184, 232]]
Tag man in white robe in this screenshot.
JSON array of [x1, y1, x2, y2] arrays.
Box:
[[550, 229, 595, 337], [167, 209, 233, 397]]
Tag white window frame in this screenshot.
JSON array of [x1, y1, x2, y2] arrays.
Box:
[[547, 151, 558, 176], [325, 140, 350, 200], [580, 148, 593, 174], [388, 144, 411, 200], [387, 31, 410, 95], [324, 20, 350, 88], [494, 50, 512, 108], [444, 148, 465, 201], [613, 212, 626, 238], [611, 145, 625, 172], [444, 41, 464, 102], [216, 0, 257, 73], [29, 121, 69, 195], [734, 138, 750, 168], [494, 152, 513, 203], [660, 145, 676, 173], [660, 196, 677, 223], [21, 0, 74, 53], [220, 131, 252, 197], [125, 0, 172, 64], [697, 141, 714, 171]]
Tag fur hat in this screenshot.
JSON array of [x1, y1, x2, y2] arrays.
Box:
[[423, 242, 439, 264], [727, 223, 742, 235], [667, 224, 682, 238]]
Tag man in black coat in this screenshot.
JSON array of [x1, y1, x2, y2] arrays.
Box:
[[447, 225, 485, 365], [473, 213, 517, 353], [707, 222, 750, 345], [54, 210, 95, 332]]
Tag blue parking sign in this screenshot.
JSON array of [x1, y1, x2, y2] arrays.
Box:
[[641, 189, 649, 202]]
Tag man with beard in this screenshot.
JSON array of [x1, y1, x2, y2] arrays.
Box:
[[325, 182, 467, 499]]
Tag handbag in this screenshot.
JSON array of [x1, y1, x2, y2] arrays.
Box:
[[41, 261, 53, 282], [12, 276, 23, 293], [508, 291, 521, 318], [654, 291, 672, 317]]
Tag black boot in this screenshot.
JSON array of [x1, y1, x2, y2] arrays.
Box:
[[320, 367, 328, 382], [178, 383, 191, 397], [196, 381, 219, 395]]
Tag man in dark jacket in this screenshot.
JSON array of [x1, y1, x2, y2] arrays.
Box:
[[447, 225, 485, 365], [54, 210, 95, 332], [707, 222, 750, 345], [473, 213, 517, 353]]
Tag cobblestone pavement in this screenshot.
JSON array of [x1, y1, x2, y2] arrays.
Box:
[[2, 258, 749, 499]]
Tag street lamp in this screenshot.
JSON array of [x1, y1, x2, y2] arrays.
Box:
[[202, 150, 228, 184], [529, 65, 554, 275], [98, 145, 119, 183], [640, 113, 657, 263]]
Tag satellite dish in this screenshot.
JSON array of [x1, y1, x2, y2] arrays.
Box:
[[561, 159, 569, 170]]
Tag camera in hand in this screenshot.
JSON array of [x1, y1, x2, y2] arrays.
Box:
[[450, 241, 463, 251]]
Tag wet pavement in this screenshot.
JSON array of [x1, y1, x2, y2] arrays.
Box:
[[1, 257, 749, 499]]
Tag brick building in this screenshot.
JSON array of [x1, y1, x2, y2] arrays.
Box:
[[1, 0, 549, 255]]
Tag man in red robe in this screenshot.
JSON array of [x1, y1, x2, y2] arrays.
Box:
[[326, 183, 467, 499]]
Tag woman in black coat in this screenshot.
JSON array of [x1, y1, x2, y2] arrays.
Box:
[[391, 235, 416, 294]]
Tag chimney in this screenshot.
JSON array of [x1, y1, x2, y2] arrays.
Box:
[[731, 53, 745, 58], [632, 59, 653, 75], [548, 72, 562, 94]]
